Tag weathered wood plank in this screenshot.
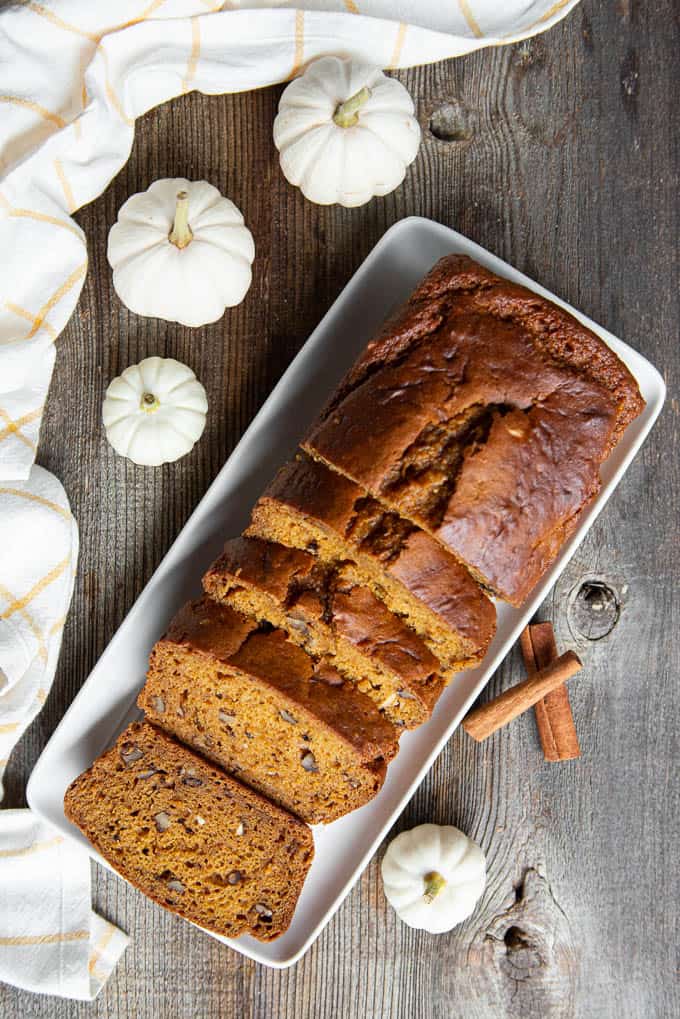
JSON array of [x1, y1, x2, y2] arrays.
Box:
[[2, 1, 678, 1017]]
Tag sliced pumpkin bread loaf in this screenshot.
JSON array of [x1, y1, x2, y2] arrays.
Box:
[[64, 721, 314, 941], [139, 597, 398, 824], [247, 454, 496, 677], [203, 536, 444, 729], [303, 254, 645, 605]]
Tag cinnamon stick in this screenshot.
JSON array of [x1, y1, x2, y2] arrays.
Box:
[[462, 651, 582, 742], [520, 623, 581, 762]]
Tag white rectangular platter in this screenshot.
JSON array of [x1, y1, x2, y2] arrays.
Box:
[[27, 217, 665, 968]]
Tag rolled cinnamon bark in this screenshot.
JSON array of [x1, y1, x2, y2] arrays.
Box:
[[462, 650, 582, 742], [520, 623, 581, 761]]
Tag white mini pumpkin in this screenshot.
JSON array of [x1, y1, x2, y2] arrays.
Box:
[[107, 178, 255, 327], [381, 824, 486, 934], [273, 56, 421, 207], [102, 356, 208, 466]]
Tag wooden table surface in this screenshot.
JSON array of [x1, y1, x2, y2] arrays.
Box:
[[2, 2, 678, 1017]]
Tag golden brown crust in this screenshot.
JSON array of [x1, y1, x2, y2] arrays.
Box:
[[203, 536, 444, 728], [249, 454, 496, 664], [304, 255, 645, 604], [327, 254, 645, 440], [160, 597, 397, 759], [64, 722, 314, 941]]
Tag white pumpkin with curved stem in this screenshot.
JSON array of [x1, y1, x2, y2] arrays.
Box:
[[107, 178, 255, 326], [381, 824, 486, 933], [273, 56, 421, 207], [102, 356, 208, 466]]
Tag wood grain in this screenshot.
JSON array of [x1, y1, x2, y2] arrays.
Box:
[[2, 1, 679, 1017]]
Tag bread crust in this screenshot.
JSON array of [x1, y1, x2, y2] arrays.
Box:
[[305, 255, 645, 604], [250, 454, 496, 662], [203, 536, 444, 728]]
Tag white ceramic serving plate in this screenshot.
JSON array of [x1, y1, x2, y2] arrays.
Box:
[[28, 217, 665, 968]]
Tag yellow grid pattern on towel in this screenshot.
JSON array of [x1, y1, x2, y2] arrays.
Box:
[[0, 95, 66, 130], [5, 303, 58, 342], [0, 930, 90, 947], [0, 579, 48, 661], [23, 2, 99, 42], [23, 0, 162, 126], [25, 0, 173, 38], [98, 45, 134, 127], [290, 10, 305, 79], [0, 477, 72, 664], [0, 406, 43, 452], [88, 923, 117, 982], [0, 836, 64, 859], [182, 19, 201, 94], [389, 22, 408, 68], [10, 262, 87, 342], [0, 555, 70, 621], [0, 191, 83, 240], [536, 0, 573, 24], [48, 614, 68, 638], [54, 159, 77, 213], [0, 488, 72, 521], [459, 0, 483, 37]]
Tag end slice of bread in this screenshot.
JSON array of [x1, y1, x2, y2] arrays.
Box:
[[303, 255, 645, 605], [64, 721, 314, 942]]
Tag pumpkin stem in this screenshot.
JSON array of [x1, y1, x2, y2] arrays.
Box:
[[141, 391, 160, 413], [333, 86, 372, 128], [423, 871, 447, 903], [168, 190, 193, 249]]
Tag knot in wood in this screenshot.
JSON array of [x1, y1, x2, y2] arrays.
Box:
[[511, 37, 546, 73], [502, 926, 544, 981], [428, 101, 475, 144], [569, 579, 620, 640]]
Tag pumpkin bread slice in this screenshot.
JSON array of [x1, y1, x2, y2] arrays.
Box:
[[139, 597, 398, 824], [203, 536, 444, 730], [64, 721, 314, 942], [247, 454, 496, 678]]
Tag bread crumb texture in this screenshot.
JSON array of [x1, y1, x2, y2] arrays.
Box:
[[64, 721, 314, 941]]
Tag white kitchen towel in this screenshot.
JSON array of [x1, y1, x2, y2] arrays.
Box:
[[0, 466, 127, 1000], [0, 0, 580, 482], [0, 466, 78, 789], [0, 810, 128, 1000]]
